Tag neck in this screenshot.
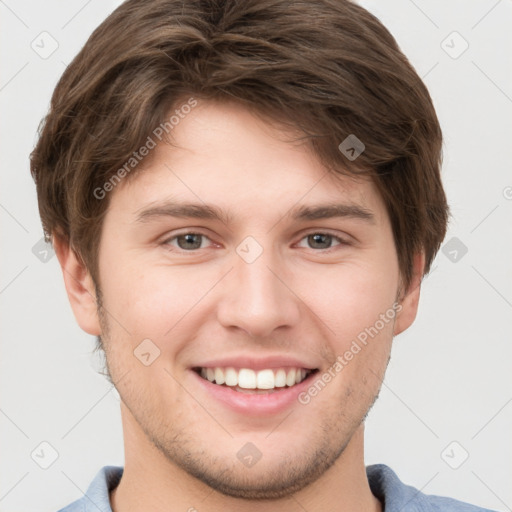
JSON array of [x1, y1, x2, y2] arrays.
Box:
[[110, 415, 381, 512]]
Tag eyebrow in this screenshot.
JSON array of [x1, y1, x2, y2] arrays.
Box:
[[291, 203, 375, 223], [135, 202, 233, 225], [134, 200, 375, 225]]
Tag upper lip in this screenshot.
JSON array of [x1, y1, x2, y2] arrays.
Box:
[[191, 355, 319, 371]]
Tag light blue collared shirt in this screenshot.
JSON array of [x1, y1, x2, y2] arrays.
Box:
[[57, 464, 497, 511]]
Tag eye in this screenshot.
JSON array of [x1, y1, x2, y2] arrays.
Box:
[[164, 232, 212, 251], [297, 232, 349, 250]]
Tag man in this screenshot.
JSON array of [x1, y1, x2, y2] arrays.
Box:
[[30, 0, 495, 510]]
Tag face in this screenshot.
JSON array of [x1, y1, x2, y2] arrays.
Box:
[[76, 99, 415, 499]]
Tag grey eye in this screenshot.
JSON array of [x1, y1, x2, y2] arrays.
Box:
[[176, 233, 204, 250], [307, 233, 334, 249]]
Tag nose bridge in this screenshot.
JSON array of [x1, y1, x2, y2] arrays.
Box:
[[216, 237, 300, 337], [238, 253, 280, 309]]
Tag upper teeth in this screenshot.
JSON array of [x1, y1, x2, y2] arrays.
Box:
[[199, 367, 310, 389]]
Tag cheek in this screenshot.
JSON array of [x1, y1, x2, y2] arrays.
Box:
[[100, 257, 211, 339], [309, 259, 399, 343], [302, 267, 397, 411]]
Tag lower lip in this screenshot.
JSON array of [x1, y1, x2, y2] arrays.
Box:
[[190, 369, 317, 416]]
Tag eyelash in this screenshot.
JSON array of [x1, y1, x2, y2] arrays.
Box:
[[162, 231, 351, 253]]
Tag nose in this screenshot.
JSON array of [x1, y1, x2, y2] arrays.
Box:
[[216, 245, 301, 338]]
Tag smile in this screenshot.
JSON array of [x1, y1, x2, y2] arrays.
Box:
[[194, 366, 318, 393]]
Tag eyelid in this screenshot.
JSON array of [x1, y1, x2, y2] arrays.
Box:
[[161, 229, 217, 249], [296, 229, 353, 246]]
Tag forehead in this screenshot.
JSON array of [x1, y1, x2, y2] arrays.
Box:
[[111, 99, 387, 226]]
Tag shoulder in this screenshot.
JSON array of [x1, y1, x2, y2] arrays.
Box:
[[57, 466, 123, 512], [366, 464, 498, 512]]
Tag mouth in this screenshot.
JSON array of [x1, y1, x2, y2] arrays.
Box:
[[192, 366, 320, 394]]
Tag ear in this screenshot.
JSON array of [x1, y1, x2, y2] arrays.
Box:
[[53, 234, 101, 336], [393, 251, 425, 336]]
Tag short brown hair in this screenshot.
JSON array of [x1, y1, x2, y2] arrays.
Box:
[[30, 0, 449, 296]]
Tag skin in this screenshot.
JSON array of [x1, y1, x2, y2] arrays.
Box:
[[55, 99, 424, 512]]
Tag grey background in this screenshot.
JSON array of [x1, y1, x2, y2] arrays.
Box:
[[1, 1, 511, 510]]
